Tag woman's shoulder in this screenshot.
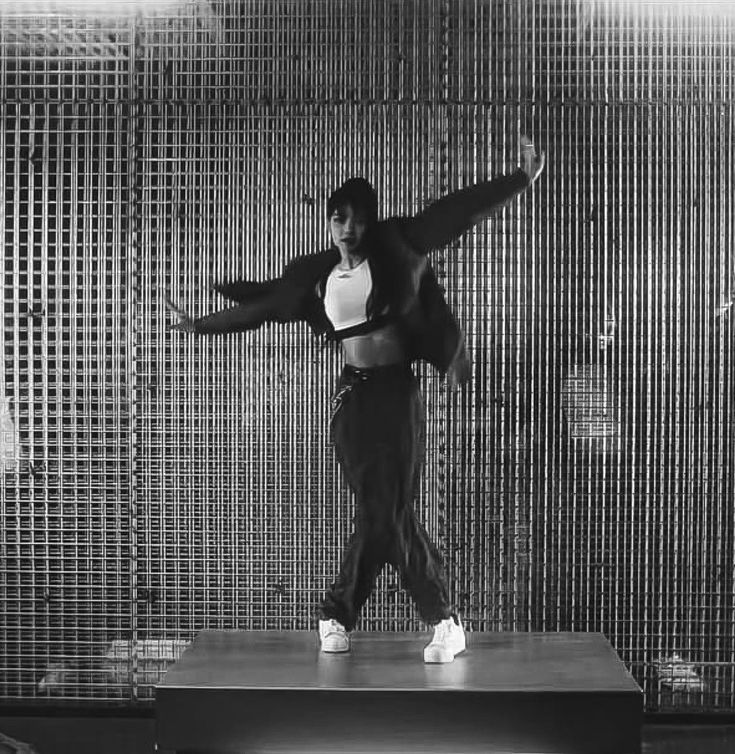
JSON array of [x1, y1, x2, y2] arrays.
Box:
[[283, 248, 340, 283], [374, 217, 424, 258]]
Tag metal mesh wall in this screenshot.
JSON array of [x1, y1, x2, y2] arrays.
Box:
[[0, 99, 133, 700], [0, 0, 733, 711]]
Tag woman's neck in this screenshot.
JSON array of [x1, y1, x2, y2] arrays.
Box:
[[337, 249, 367, 270]]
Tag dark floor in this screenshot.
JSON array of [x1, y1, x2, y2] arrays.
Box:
[[0, 718, 734, 754]]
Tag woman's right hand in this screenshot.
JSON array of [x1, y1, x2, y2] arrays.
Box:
[[520, 135, 545, 184], [165, 295, 197, 333], [447, 344, 472, 389]]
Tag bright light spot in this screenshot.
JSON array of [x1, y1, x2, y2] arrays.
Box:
[[0, 392, 21, 472], [0, 0, 188, 16], [605, 0, 735, 15]]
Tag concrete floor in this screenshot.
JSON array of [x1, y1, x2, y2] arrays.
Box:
[[1, 717, 735, 754]]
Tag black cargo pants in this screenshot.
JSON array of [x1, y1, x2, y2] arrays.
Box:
[[319, 362, 452, 631]]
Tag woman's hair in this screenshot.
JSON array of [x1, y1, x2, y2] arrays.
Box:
[[327, 178, 378, 226]]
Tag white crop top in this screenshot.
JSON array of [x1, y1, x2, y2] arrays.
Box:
[[323, 258, 373, 331]]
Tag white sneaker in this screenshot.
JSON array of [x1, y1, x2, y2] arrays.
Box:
[[319, 619, 350, 653], [423, 614, 466, 663]]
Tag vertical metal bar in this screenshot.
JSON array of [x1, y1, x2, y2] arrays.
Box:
[[128, 10, 140, 703]]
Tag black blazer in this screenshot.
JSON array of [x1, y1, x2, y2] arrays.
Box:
[[193, 169, 531, 384]]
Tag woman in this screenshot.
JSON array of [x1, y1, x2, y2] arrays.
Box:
[[167, 138, 545, 663]]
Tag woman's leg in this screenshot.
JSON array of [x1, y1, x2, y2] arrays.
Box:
[[319, 529, 385, 632], [319, 367, 397, 631], [388, 371, 452, 625], [393, 508, 452, 625], [319, 364, 452, 630]]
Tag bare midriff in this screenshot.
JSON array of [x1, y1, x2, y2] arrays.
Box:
[[341, 322, 407, 368]]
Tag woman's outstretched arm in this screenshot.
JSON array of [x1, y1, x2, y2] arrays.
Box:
[[165, 288, 285, 335], [401, 136, 545, 254], [164, 251, 329, 335]]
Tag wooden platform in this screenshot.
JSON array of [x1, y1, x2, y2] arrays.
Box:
[[155, 630, 643, 754]]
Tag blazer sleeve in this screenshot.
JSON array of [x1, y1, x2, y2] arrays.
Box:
[[191, 299, 282, 335], [400, 168, 531, 254], [192, 260, 310, 335]]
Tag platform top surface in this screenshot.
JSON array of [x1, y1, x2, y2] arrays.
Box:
[[158, 631, 642, 694]]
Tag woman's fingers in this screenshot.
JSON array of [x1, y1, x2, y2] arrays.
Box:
[[519, 136, 539, 180], [164, 295, 189, 319], [534, 150, 546, 181], [519, 137, 546, 183], [164, 295, 182, 314], [163, 294, 196, 332], [520, 134, 534, 151], [520, 136, 536, 169]]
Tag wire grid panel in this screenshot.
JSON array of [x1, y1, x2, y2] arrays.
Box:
[[0, 101, 133, 701], [132, 0, 442, 103], [526, 99, 733, 712]]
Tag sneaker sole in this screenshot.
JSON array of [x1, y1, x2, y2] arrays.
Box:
[[423, 643, 466, 663], [423, 648, 454, 663], [320, 637, 350, 653]]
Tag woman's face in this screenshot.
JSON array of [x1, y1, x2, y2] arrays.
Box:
[[329, 203, 368, 256]]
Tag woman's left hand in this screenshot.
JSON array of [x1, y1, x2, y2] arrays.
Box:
[[520, 135, 545, 184], [447, 349, 472, 389], [165, 295, 197, 333]]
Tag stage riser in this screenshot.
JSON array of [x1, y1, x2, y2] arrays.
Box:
[[157, 689, 641, 753], [155, 631, 643, 754]]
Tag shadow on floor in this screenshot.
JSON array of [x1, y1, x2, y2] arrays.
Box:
[[1, 717, 735, 753]]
